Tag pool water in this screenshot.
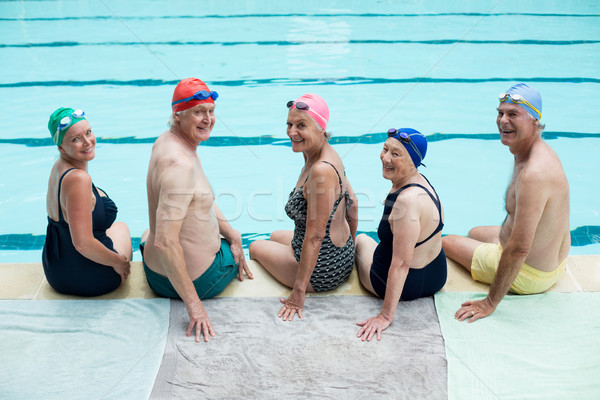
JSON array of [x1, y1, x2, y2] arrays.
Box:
[[1, 1, 599, 262]]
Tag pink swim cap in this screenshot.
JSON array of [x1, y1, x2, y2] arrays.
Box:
[[289, 93, 329, 130]]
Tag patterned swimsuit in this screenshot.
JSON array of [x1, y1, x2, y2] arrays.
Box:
[[285, 161, 355, 292]]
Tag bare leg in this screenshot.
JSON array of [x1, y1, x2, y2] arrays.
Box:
[[269, 230, 293, 245], [468, 226, 501, 244], [442, 235, 484, 272], [249, 239, 314, 292], [355, 234, 378, 295], [107, 221, 132, 261], [141, 228, 150, 244]]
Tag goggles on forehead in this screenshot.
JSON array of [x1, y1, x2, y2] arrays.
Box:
[[171, 90, 219, 107], [56, 109, 85, 134], [498, 93, 541, 119], [387, 128, 425, 165]]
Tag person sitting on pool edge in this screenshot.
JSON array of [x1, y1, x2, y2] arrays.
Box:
[[442, 83, 570, 323], [42, 107, 133, 296], [140, 78, 253, 342], [249, 93, 358, 321], [354, 128, 447, 341]]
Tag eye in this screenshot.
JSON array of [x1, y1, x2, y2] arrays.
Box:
[[392, 152, 399, 157]]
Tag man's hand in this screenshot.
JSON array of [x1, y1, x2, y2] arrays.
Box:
[[186, 300, 215, 342], [455, 297, 496, 323], [228, 235, 253, 282]]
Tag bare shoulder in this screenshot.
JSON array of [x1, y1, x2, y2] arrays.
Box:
[[520, 141, 567, 188], [308, 161, 338, 183], [61, 168, 92, 189], [150, 132, 196, 183]]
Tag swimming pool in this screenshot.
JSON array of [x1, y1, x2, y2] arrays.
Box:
[[1, 0, 599, 263]]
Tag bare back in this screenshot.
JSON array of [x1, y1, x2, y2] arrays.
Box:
[[299, 144, 352, 247], [144, 130, 220, 280], [500, 139, 570, 271]]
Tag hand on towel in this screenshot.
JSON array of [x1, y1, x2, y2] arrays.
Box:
[[278, 290, 305, 321], [186, 300, 215, 342], [356, 313, 392, 342], [455, 298, 496, 323]]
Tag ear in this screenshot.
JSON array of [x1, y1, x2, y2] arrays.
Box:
[[173, 111, 181, 122], [57, 145, 66, 155]]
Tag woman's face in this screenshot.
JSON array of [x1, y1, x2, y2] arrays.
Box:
[[58, 120, 96, 162], [380, 137, 414, 181], [286, 108, 325, 153]]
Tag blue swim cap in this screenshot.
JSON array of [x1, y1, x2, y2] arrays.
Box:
[[388, 128, 427, 168], [502, 83, 542, 120]]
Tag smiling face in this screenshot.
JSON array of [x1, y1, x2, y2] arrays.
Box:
[[380, 137, 415, 183], [174, 103, 216, 144], [496, 102, 539, 150], [286, 108, 325, 153], [58, 120, 95, 162]]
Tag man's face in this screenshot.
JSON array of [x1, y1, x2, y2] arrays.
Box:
[[496, 102, 538, 148], [175, 103, 216, 143]]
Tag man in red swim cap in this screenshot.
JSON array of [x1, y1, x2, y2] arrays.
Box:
[[141, 78, 253, 342]]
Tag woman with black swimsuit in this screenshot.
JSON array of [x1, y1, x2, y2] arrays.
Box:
[[355, 128, 447, 341], [42, 107, 132, 296]]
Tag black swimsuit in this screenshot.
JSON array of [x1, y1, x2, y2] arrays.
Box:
[[285, 161, 355, 292], [42, 168, 121, 296], [370, 175, 447, 300]]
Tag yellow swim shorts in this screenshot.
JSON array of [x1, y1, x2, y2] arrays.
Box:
[[471, 243, 566, 295]]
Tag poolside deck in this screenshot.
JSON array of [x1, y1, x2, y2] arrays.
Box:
[[2, 255, 598, 300]]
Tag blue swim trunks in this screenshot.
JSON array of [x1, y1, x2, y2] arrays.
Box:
[[140, 239, 238, 300]]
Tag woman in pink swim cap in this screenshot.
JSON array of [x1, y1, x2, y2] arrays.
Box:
[[250, 93, 358, 321]]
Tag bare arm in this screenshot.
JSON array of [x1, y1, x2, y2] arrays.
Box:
[[357, 190, 420, 341], [153, 161, 213, 342], [457, 168, 548, 322], [62, 170, 130, 282], [488, 170, 547, 304], [212, 203, 253, 281], [279, 163, 338, 320], [345, 179, 358, 242]]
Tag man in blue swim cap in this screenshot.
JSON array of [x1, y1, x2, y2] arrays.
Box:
[[442, 83, 571, 322]]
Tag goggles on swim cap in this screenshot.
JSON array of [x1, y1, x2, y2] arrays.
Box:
[[287, 100, 328, 129], [54, 109, 86, 143], [498, 93, 542, 119], [387, 128, 426, 167], [171, 90, 219, 107]]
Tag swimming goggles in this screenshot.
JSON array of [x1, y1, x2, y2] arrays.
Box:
[[57, 109, 86, 133], [171, 90, 219, 106], [498, 93, 541, 119], [387, 128, 425, 165], [286, 100, 328, 127]]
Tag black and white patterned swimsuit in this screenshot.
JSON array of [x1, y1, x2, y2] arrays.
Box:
[[285, 161, 355, 292]]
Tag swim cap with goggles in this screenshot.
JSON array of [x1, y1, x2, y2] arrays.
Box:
[[48, 107, 87, 146], [286, 93, 329, 130], [498, 83, 542, 120], [171, 78, 219, 113], [387, 128, 427, 168]]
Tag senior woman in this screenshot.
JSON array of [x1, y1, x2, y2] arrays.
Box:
[[249, 93, 358, 320], [42, 107, 132, 296], [355, 128, 447, 341]]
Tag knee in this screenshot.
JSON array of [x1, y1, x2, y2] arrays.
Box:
[[442, 235, 457, 251], [248, 240, 263, 260]]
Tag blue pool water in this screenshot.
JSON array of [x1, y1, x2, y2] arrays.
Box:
[[1, 1, 599, 262]]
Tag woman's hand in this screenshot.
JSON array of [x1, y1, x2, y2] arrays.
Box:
[[112, 256, 131, 283], [356, 313, 392, 342], [278, 289, 306, 321]]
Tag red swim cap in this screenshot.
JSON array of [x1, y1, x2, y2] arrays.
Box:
[[171, 78, 218, 113]]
